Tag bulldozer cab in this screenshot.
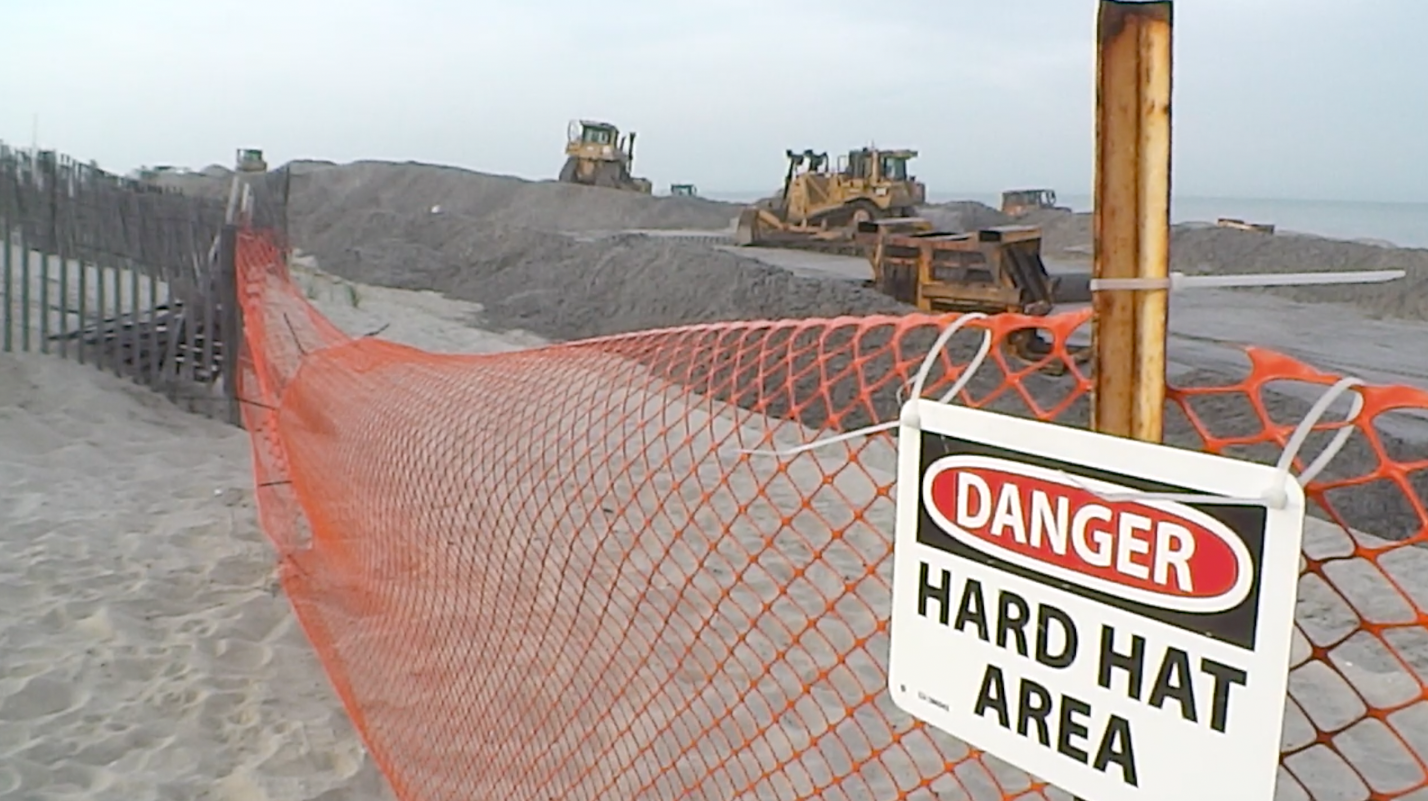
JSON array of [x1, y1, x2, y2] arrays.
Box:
[[566, 120, 633, 163], [1001, 188, 1059, 215], [559, 119, 650, 193], [878, 152, 912, 181], [840, 148, 917, 183], [577, 122, 616, 146], [670, 183, 697, 197], [235, 148, 267, 173]]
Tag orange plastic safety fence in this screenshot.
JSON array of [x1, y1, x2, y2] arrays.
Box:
[[234, 231, 1428, 801]]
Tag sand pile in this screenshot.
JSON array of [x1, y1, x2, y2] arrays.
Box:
[[283, 163, 913, 342], [161, 158, 1427, 320], [1170, 226, 1428, 318], [1010, 209, 1428, 319], [288, 161, 741, 243], [1016, 208, 1095, 255], [174, 159, 1423, 322], [308, 228, 908, 341], [917, 200, 1014, 233]]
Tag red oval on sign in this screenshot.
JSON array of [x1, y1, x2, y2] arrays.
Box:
[[925, 461, 1247, 607]]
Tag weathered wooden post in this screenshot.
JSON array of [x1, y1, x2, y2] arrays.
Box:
[[1092, 0, 1173, 443], [1, 145, 12, 353], [217, 223, 244, 427]]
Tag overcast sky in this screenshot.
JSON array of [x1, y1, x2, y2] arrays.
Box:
[[3, 0, 1425, 203]]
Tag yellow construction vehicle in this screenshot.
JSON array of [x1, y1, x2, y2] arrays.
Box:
[[735, 147, 930, 255], [236, 149, 267, 173], [558, 120, 652, 193], [1216, 217, 1276, 234], [1000, 188, 1070, 216], [853, 221, 1088, 370]]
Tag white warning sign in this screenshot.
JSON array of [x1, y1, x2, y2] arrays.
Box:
[[887, 400, 1305, 801]]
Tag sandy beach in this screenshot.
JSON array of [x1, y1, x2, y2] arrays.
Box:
[[2, 249, 1423, 800], [0, 348, 387, 799], [1, 156, 1424, 800]]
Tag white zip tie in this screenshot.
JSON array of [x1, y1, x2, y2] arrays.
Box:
[[1091, 269, 1405, 292], [731, 312, 1368, 510], [1067, 376, 1366, 509]]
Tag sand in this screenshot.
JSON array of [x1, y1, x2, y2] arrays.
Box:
[[261, 164, 1427, 542], [1019, 208, 1428, 320], [0, 263, 550, 800], [168, 157, 1428, 321], [0, 351, 390, 799], [11, 158, 1422, 799], [290, 263, 1428, 801], [286, 161, 742, 240], [5, 238, 1422, 799]]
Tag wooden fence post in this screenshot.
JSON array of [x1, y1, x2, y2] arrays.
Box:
[[217, 223, 244, 427]]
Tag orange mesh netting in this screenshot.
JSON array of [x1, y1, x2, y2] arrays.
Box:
[[233, 231, 1428, 801]]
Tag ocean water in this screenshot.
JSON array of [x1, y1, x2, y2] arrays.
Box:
[[701, 190, 1428, 249], [1048, 194, 1428, 250]]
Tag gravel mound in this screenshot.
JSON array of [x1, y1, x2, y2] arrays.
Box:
[[311, 226, 910, 341], [1171, 227, 1428, 318], [284, 162, 907, 340], [289, 161, 742, 243], [1012, 209, 1428, 320], [917, 200, 1014, 233], [1017, 208, 1095, 256], [157, 160, 1428, 323]]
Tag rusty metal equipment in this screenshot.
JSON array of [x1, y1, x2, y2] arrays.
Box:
[[858, 224, 1057, 314], [735, 147, 929, 255], [855, 222, 1089, 370], [558, 120, 652, 193]]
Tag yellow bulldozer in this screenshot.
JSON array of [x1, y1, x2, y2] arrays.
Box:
[[235, 148, 267, 173], [1000, 188, 1071, 216], [735, 147, 930, 255], [558, 119, 652, 193]]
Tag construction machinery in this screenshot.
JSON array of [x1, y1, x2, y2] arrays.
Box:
[[1216, 217, 1276, 234], [853, 221, 1089, 370], [1000, 188, 1069, 216], [670, 183, 697, 197], [735, 147, 929, 255], [558, 120, 652, 193], [236, 149, 267, 173]]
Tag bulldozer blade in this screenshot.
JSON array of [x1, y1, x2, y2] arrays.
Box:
[[734, 208, 761, 246], [750, 238, 869, 258]]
